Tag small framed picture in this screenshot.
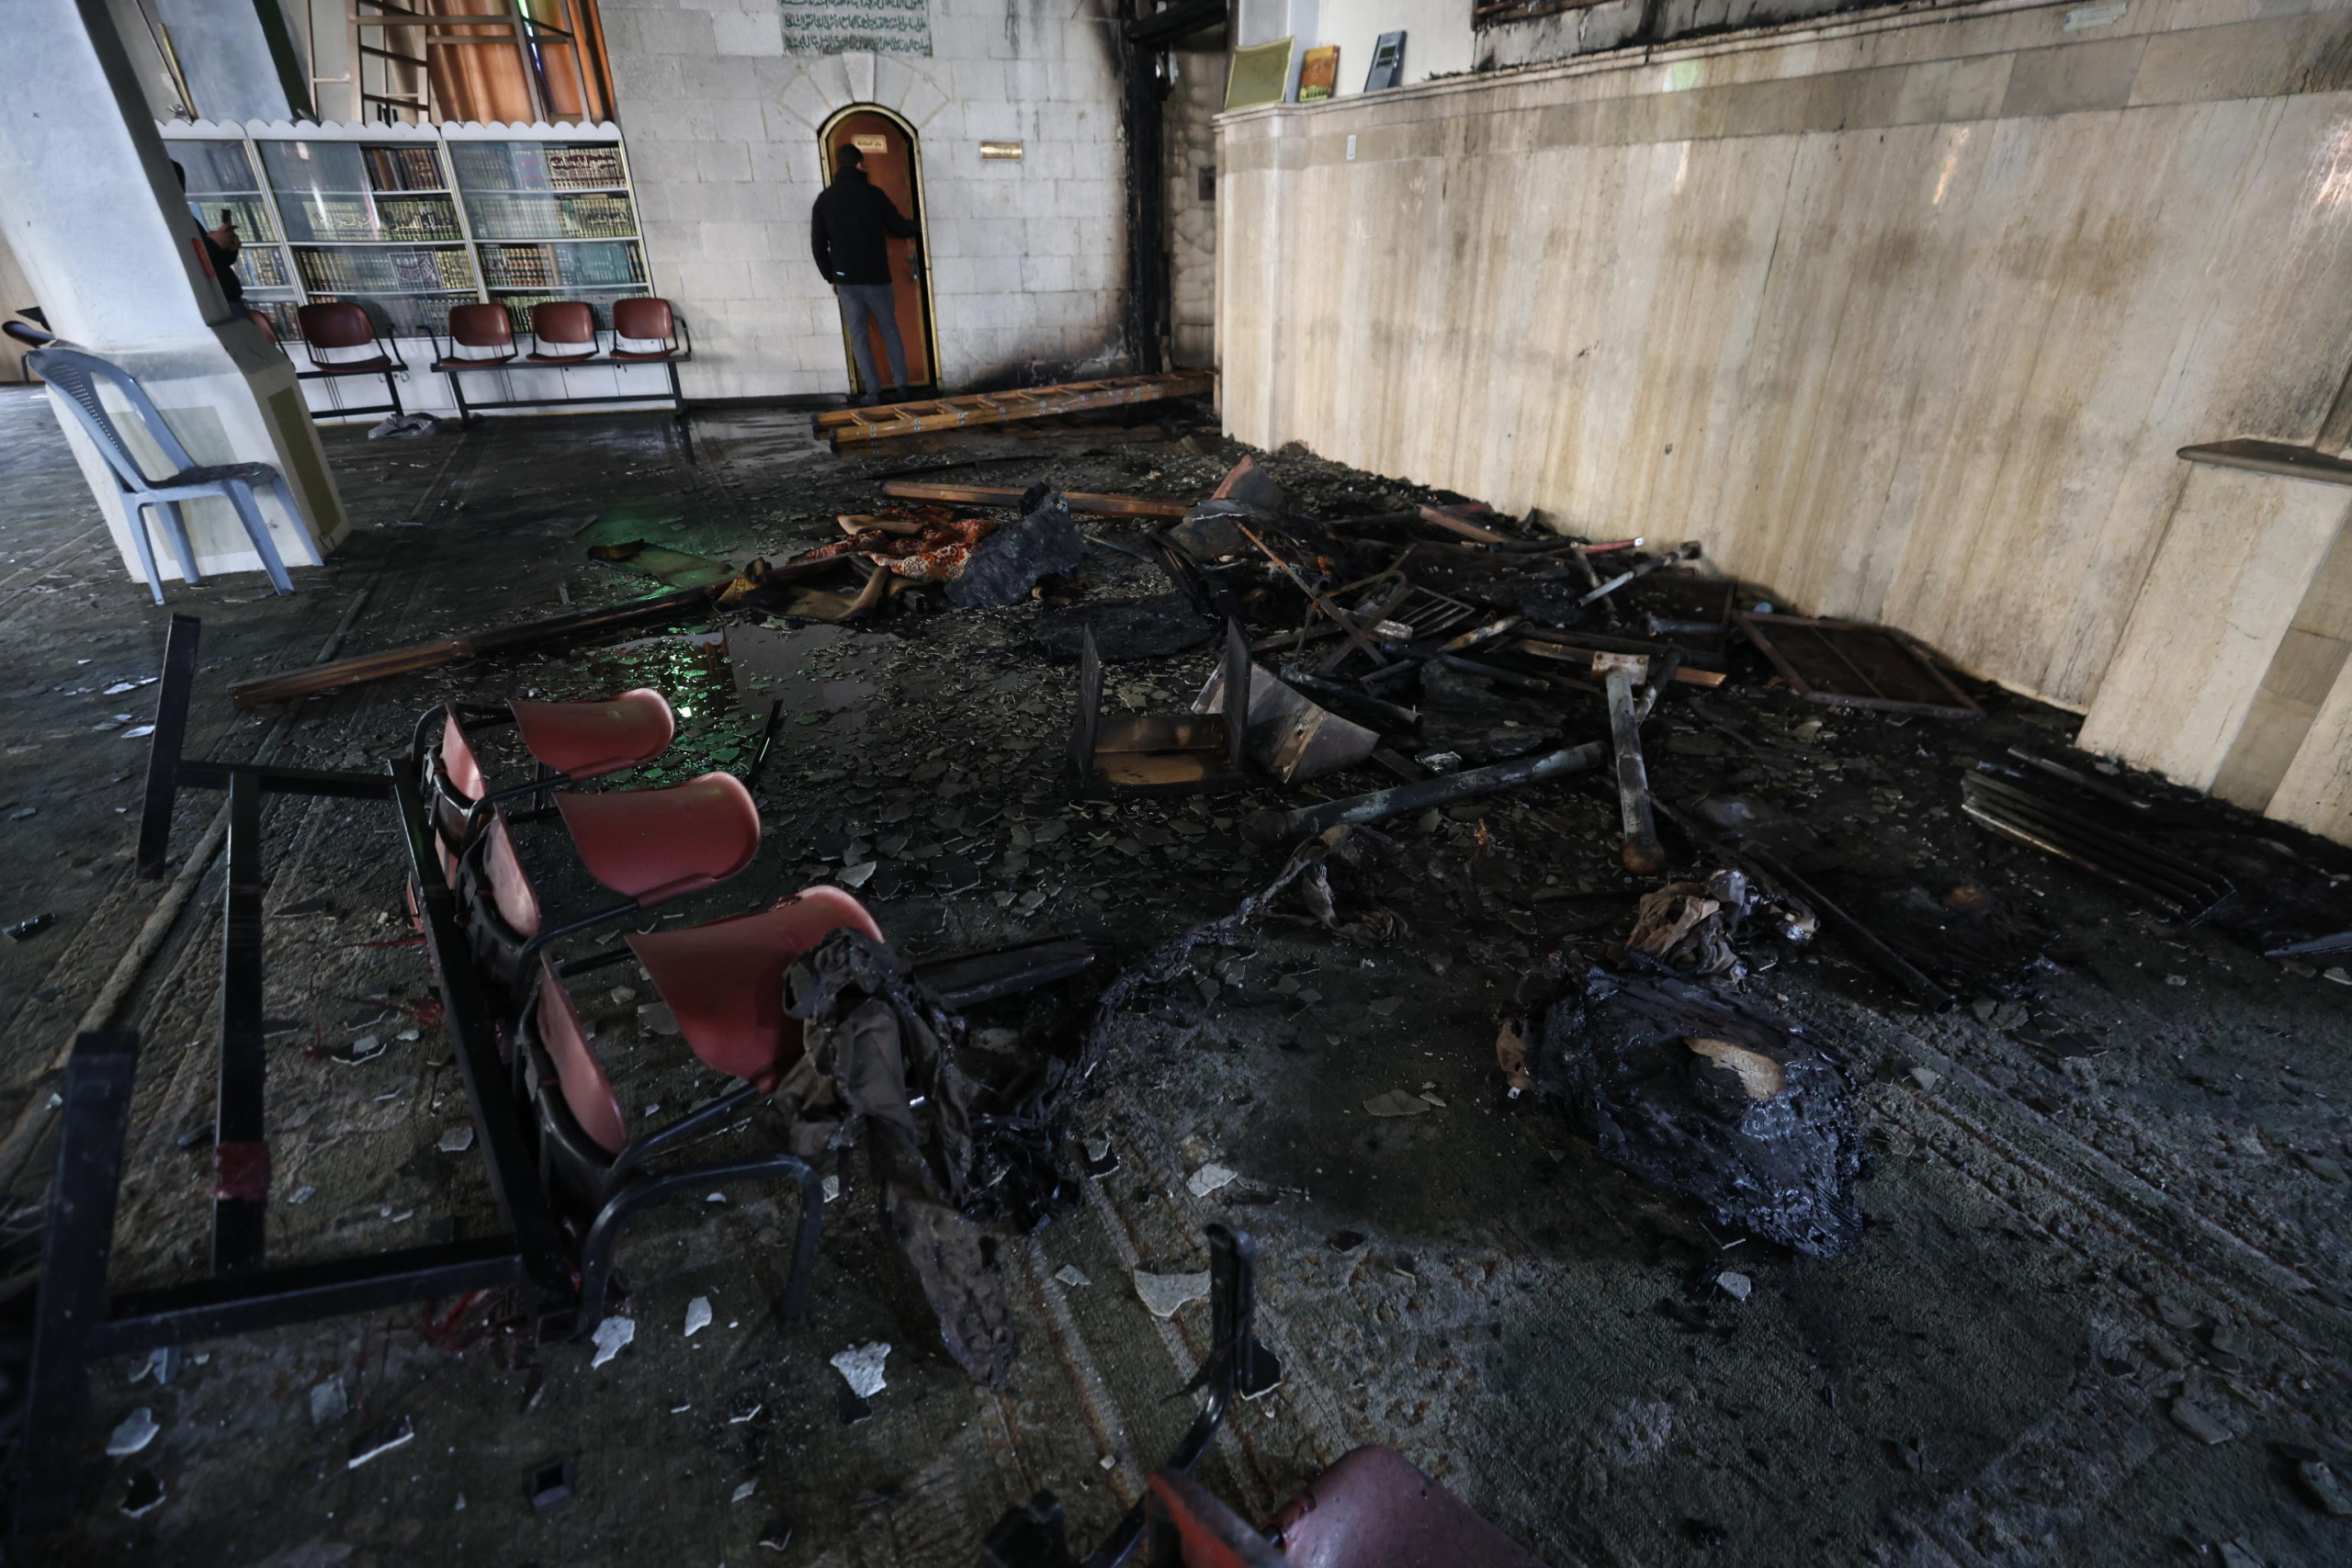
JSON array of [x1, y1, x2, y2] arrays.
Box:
[[1298, 45, 1340, 102]]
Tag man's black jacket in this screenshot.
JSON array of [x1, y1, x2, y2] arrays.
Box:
[[810, 167, 918, 287]]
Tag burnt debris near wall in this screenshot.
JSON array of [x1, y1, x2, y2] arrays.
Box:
[[8, 396, 2352, 1567]]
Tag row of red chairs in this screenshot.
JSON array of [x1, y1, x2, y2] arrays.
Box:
[[296, 297, 692, 424], [414, 685, 863, 1332]]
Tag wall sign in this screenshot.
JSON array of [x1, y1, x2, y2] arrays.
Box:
[[778, 0, 931, 56], [979, 141, 1023, 160]]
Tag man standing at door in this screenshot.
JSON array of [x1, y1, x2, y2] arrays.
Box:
[[811, 144, 921, 404]]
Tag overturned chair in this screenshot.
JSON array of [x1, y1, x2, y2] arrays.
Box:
[[453, 773, 760, 1001], [414, 689, 678, 882], [511, 886, 886, 1334]]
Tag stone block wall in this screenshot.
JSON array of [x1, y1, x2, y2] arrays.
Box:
[[600, 0, 1131, 400], [1217, 0, 2352, 843]]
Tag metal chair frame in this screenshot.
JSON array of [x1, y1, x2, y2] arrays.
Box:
[[514, 954, 822, 1337], [426, 299, 694, 452], [292, 302, 405, 419]]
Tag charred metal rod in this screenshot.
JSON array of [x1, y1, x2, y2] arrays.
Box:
[[1516, 625, 1724, 666], [1433, 652, 1557, 694], [1961, 796, 2225, 911], [1746, 847, 1955, 1010], [1244, 741, 1607, 843], [2267, 930, 2352, 959], [1635, 648, 1685, 721], [1599, 654, 1664, 874], [1962, 803, 2212, 914], [1276, 668, 1419, 730], [1442, 615, 1523, 653], [1524, 539, 1699, 592], [1962, 775, 2226, 897], [1646, 616, 1728, 638], [1236, 522, 1389, 670], [2004, 748, 2161, 816], [742, 698, 785, 791], [1576, 540, 1703, 605]]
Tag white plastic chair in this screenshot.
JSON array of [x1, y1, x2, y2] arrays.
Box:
[[28, 345, 296, 603]]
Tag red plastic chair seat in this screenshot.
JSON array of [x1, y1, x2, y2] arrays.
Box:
[[310, 354, 397, 375], [555, 772, 761, 904], [526, 347, 599, 364], [481, 813, 543, 936], [432, 351, 515, 370], [1268, 1448, 1546, 1568], [439, 708, 490, 802], [628, 887, 882, 1088], [511, 688, 674, 781], [607, 346, 679, 363], [1148, 1472, 1288, 1568], [531, 961, 626, 1155]]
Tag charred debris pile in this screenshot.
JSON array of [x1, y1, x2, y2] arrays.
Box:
[[237, 438, 2352, 1262], [697, 449, 2346, 1258]]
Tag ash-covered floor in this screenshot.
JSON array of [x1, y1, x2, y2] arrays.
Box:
[[3, 385, 2350, 1568]]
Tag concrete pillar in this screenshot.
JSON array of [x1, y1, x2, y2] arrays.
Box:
[[0, 0, 347, 590]]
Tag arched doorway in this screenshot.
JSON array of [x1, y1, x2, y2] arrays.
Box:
[[817, 105, 938, 397]]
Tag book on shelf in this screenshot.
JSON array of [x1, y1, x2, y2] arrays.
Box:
[[296, 197, 380, 241], [560, 194, 635, 239], [545, 145, 625, 189], [568, 244, 643, 287], [390, 250, 441, 291], [486, 246, 554, 288], [378, 198, 459, 242], [365, 146, 443, 192]]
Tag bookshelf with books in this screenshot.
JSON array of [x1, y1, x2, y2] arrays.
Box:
[[452, 143, 639, 242], [155, 124, 652, 355], [254, 137, 477, 340]]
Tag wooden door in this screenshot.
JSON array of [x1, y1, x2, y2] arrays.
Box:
[[824, 112, 932, 392]]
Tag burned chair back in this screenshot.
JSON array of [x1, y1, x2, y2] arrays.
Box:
[[1071, 619, 1252, 795], [627, 886, 885, 1089], [511, 955, 824, 1337]]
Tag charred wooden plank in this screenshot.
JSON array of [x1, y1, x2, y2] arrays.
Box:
[[880, 480, 1188, 520]]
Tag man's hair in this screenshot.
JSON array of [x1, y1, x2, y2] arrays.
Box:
[[835, 144, 864, 174]]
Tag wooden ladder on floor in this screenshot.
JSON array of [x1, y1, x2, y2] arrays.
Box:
[[814, 370, 1216, 446]]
